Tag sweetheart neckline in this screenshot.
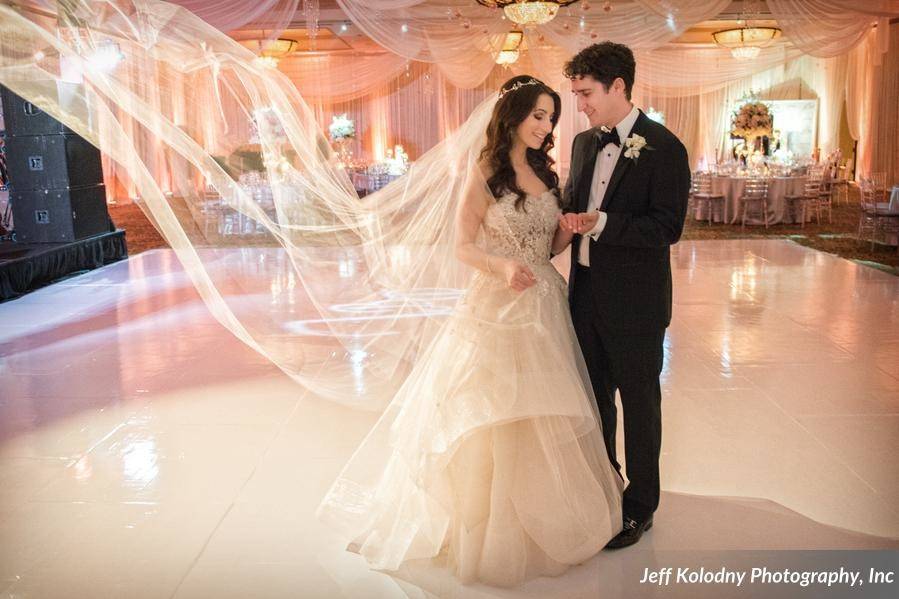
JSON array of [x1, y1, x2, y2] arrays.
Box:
[[497, 189, 556, 201]]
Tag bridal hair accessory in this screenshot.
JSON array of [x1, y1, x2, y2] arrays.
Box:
[[499, 78, 542, 98]]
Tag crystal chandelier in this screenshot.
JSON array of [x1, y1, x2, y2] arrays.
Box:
[[237, 38, 299, 68], [476, 1, 581, 27], [496, 31, 524, 66], [254, 55, 280, 68], [303, 0, 321, 49], [712, 0, 780, 61], [712, 26, 780, 60], [730, 45, 761, 60]]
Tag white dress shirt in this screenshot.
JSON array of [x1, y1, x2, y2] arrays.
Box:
[[578, 104, 640, 267]]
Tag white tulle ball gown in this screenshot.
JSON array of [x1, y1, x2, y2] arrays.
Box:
[[316, 188, 624, 587]]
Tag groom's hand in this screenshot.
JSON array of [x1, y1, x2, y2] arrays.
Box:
[[560, 211, 599, 234], [575, 211, 600, 233]]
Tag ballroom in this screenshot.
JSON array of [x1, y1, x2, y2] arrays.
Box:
[[0, 1, 897, 598]]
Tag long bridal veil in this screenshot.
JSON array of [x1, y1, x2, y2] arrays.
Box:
[[0, 0, 522, 409]]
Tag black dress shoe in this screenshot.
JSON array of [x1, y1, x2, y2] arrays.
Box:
[[604, 515, 653, 549]]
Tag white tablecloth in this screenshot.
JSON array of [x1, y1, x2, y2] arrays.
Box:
[[695, 176, 808, 225]]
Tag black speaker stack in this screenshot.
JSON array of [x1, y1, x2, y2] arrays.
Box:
[[0, 85, 111, 243]]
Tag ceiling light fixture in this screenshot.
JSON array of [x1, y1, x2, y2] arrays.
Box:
[[712, 26, 780, 60], [496, 31, 524, 66], [476, 1, 581, 27]]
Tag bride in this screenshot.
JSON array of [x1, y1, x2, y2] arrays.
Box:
[[316, 75, 624, 587]]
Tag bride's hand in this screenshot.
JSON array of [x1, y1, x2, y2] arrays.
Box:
[[557, 213, 577, 236], [499, 259, 537, 292], [558, 213, 579, 233], [560, 212, 598, 233]]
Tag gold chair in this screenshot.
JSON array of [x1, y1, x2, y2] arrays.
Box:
[[739, 178, 770, 229], [690, 173, 726, 225], [831, 162, 850, 204], [859, 178, 899, 249], [785, 181, 822, 227], [817, 170, 834, 224]]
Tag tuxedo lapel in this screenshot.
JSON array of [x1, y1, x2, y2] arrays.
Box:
[[575, 133, 600, 213], [599, 110, 648, 212]]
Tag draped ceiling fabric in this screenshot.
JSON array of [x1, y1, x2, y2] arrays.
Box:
[[171, 0, 301, 36], [333, 0, 732, 88], [328, 0, 896, 86], [166, 1, 892, 102], [767, 0, 896, 59], [244, 0, 897, 178], [6, 1, 899, 190]]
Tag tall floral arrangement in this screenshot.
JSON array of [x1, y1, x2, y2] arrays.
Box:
[[731, 101, 773, 139], [328, 113, 355, 167], [328, 114, 355, 141]]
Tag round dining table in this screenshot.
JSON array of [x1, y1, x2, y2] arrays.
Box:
[[694, 175, 808, 225]]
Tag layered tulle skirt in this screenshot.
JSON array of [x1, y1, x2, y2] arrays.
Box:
[[316, 263, 623, 586]]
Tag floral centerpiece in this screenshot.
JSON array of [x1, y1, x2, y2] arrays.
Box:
[[329, 114, 355, 142], [384, 145, 410, 176], [328, 113, 355, 167], [645, 107, 665, 126], [731, 101, 773, 139], [731, 100, 773, 167]]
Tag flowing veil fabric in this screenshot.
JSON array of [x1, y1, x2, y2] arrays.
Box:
[[0, 0, 500, 409], [0, 1, 625, 584]]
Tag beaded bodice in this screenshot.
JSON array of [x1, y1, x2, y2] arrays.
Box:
[[482, 190, 560, 267]]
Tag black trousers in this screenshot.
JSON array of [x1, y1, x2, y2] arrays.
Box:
[[571, 264, 665, 521]]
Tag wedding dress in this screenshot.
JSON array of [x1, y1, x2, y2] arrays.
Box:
[[316, 185, 624, 587]]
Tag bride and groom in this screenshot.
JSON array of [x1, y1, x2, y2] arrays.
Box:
[[317, 41, 691, 586]]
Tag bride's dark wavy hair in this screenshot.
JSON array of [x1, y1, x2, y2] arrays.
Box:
[[479, 75, 561, 210]]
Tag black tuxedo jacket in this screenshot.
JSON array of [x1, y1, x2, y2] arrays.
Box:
[[563, 110, 690, 333]]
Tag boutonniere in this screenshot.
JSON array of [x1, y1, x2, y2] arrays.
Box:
[[623, 134, 654, 162]]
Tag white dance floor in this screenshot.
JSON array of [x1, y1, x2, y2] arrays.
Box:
[[1, 239, 897, 598]]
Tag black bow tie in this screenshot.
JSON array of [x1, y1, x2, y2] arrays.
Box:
[[597, 127, 620, 149]]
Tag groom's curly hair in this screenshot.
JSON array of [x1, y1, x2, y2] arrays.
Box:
[[564, 42, 635, 101], [480, 75, 561, 210]]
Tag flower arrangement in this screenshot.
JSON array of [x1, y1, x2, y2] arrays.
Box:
[[645, 107, 665, 126], [328, 113, 355, 141], [383, 145, 410, 176], [731, 101, 773, 139]]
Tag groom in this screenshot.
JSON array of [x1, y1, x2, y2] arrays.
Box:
[[560, 42, 690, 549]]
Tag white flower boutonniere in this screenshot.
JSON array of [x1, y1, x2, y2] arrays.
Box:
[[623, 134, 654, 162]]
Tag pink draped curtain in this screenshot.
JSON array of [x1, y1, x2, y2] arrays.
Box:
[[847, 22, 899, 183]]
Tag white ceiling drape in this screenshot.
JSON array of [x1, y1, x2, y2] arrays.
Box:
[[171, 0, 301, 35], [329, 0, 897, 90], [766, 0, 895, 58], [161, 1, 899, 103]]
